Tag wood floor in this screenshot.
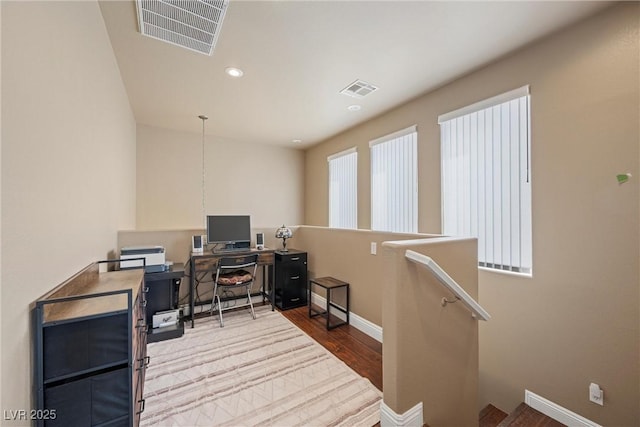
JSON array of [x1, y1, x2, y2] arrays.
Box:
[[480, 404, 509, 427], [282, 306, 564, 427], [496, 403, 566, 427], [280, 304, 383, 391]]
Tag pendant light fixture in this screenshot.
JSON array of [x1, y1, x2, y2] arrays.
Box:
[[199, 114, 208, 227]]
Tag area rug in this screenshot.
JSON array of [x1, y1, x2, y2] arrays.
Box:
[[141, 305, 382, 426]]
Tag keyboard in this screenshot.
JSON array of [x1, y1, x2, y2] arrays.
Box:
[[214, 248, 250, 254]]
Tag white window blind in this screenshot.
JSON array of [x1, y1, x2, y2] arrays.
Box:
[[328, 147, 357, 229], [439, 86, 532, 274], [370, 126, 418, 233]]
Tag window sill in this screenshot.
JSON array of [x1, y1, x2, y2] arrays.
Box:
[[479, 266, 532, 279]]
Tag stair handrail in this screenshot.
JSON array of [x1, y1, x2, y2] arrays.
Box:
[[405, 249, 491, 321]]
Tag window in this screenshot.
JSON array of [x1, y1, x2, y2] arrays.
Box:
[[370, 126, 418, 233], [328, 147, 357, 229], [439, 86, 532, 275]]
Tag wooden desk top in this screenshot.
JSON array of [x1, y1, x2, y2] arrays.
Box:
[[41, 268, 144, 323], [309, 276, 349, 289], [191, 247, 275, 257], [191, 248, 275, 270]]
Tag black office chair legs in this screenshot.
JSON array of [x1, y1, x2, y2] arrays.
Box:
[[210, 254, 259, 328], [247, 285, 256, 321], [210, 289, 256, 328]]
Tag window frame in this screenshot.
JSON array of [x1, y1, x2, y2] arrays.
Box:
[[369, 125, 418, 233], [327, 147, 358, 229], [438, 86, 532, 276]]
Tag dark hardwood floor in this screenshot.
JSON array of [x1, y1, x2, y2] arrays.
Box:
[[480, 404, 509, 427], [280, 304, 383, 391], [280, 306, 564, 427], [497, 403, 566, 427]]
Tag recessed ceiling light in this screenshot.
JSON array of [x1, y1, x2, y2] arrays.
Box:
[[225, 67, 244, 77], [292, 139, 302, 144], [347, 105, 361, 111]]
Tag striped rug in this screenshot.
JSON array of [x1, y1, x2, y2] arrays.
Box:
[[141, 305, 382, 426]]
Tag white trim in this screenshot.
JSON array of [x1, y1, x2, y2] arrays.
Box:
[[350, 310, 383, 343], [184, 293, 385, 343], [368, 125, 417, 148], [525, 390, 602, 427], [327, 146, 357, 162], [479, 266, 532, 279], [310, 291, 383, 342], [380, 401, 423, 427], [437, 85, 530, 123]]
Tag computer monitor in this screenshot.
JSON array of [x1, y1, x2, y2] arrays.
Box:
[[206, 215, 251, 250]]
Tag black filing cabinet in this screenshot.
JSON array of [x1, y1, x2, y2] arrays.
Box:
[[273, 250, 307, 310]]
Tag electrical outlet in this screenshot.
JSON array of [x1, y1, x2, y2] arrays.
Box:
[[370, 242, 377, 255], [589, 382, 604, 406]]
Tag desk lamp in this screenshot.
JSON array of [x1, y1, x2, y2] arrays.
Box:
[[275, 225, 292, 252]]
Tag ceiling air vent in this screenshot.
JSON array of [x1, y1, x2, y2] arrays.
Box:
[[340, 79, 379, 98], [135, 0, 229, 56]]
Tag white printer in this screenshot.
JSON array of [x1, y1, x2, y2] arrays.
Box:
[[120, 246, 166, 273]]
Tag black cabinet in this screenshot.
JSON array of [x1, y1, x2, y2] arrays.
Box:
[[144, 264, 184, 343], [33, 263, 147, 427], [272, 250, 307, 310]]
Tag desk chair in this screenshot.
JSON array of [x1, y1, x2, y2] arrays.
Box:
[[210, 254, 259, 327]]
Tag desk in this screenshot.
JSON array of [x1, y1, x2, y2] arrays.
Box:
[[188, 249, 275, 328]]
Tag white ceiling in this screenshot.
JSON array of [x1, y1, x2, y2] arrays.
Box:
[[99, 0, 611, 148]]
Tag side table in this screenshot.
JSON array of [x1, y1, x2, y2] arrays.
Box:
[[145, 263, 184, 343], [308, 276, 349, 330]]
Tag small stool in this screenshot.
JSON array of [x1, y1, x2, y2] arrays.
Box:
[[308, 277, 349, 330]]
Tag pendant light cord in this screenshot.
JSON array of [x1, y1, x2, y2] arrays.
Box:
[[199, 115, 208, 228]]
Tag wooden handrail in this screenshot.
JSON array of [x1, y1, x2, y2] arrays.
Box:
[[405, 249, 490, 321]]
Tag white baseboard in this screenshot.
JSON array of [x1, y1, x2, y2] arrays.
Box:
[[380, 401, 423, 427], [525, 390, 601, 427], [181, 293, 385, 343], [310, 292, 383, 342]]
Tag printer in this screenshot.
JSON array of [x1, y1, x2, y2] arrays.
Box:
[[120, 246, 166, 273]]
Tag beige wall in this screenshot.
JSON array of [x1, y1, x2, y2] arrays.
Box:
[[476, 6, 639, 425], [304, 113, 440, 232], [1, 0, 136, 420], [291, 226, 436, 326], [117, 227, 287, 304], [304, 3, 639, 425], [117, 226, 427, 323], [118, 227, 286, 264], [292, 227, 479, 426], [136, 124, 305, 230], [382, 237, 479, 427]]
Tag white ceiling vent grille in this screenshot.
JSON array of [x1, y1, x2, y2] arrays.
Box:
[[340, 79, 379, 98], [135, 0, 229, 56]]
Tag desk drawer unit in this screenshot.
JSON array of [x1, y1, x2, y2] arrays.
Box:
[[273, 250, 307, 310], [34, 265, 146, 427]]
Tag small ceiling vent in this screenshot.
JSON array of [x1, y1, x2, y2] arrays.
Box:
[[135, 0, 229, 56], [340, 79, 379, 98]]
